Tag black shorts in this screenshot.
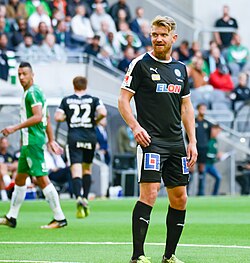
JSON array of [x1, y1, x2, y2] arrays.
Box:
[[137, 143, 189, 187], [67, 140, 96, 165], [197, 146, 208, 164]]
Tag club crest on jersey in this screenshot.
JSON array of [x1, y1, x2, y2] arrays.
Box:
[[151, 74, 161, 81], [181, 157, 189, 174], [174, 69, 181, 77], [122, 75, 132, 87], [144, 153, 160, 171], [156, 83, 181, 94]]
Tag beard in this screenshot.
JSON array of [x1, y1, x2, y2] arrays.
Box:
[[153, 44, 171, 60]]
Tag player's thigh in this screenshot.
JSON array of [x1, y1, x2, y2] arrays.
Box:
[[71, 163, 82, 178], [162, 145, 189, 187], [36, 175, 50, 189], [26, 144, 48, 177], [137, 145, 164, 183]]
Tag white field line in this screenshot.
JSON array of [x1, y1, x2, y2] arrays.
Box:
[[0, 241, 250, 249], [0, 261, 81, 263]]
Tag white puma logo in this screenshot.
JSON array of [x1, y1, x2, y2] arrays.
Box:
[[150, 67, 158, 74], [139, 217, 150, 224], [177, 223, 185, 227]]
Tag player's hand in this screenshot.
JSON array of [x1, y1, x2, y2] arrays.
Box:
[[1, 125, 17, 136], [49, 141, 64, 155], [132, 125, 151, 147], [186, 142, 197, 167]]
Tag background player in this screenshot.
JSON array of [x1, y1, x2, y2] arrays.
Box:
[[118, 16, 197, 263], [0, 62, 67, 229], [54, 76, 107, 218]]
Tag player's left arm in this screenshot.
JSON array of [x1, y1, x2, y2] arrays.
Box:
[[95, 106, 107, 125], [1, 105, 43, 136], [181, 96, 197, 167], [54, 109, 66, 122], [46, 115, 63, 155]]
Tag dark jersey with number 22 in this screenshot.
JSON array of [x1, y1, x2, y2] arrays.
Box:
[[58, 94, 104, 143], [121, 51, 190, 144]]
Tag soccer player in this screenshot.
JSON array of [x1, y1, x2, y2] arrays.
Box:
[[118, 16, 197, 263], [54, 76, 107, 218], [0, 62, 67, 229]]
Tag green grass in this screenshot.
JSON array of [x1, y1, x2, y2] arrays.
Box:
[[0, 196, 250, 262]]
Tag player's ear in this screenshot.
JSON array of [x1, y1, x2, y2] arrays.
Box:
[[172, 33, 178, 44]]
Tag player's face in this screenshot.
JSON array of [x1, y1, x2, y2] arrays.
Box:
[[151, 25, 177, 60], [18, 67, 34, 90]]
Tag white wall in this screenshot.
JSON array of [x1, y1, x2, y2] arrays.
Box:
[[193, 0, 250, 49]]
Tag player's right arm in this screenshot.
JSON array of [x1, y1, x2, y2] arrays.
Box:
[[54, 98, 66, 122], [1, 105, 43, 136], [118, 89, 150, 147]]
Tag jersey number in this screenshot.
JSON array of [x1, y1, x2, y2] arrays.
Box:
[[69, 104, 91, 125]]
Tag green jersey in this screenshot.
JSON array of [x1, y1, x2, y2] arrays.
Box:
[[20, 84, 47, 146]]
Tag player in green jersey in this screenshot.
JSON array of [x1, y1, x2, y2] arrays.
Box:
[[0, 62, 67, 229]]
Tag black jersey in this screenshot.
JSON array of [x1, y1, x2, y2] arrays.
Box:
[[58, 94, 104, 142], [121, 51, 190, 143]]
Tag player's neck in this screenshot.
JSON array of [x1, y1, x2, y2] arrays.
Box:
[[75, 90, 86, 96]]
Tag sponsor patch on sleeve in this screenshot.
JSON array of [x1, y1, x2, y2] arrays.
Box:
[[122, 75, 133, 87]]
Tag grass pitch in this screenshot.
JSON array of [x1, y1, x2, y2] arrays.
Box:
[[0, 196, 250, 263]]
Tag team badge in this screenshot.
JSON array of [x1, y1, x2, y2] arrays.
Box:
[[122, 75, 132, 87], [151, 74, 161, 81], [174, 69, 181, 77], [144, 153, 160, 171], [181, 157, 189, 174]]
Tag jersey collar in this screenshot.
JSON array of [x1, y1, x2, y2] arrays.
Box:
[[148, 51, 172, 63]]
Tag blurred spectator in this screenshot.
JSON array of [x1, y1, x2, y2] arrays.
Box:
[[66, 0, 91, 21], [189, 41, 201, 58], [137, 20, 151, 49], [227, 33, 249, 71], [90, 3, 116, 33], [205, 124, 223, 196], [97, 47, 114, 69], [109, 0, 132, 24], [44, 144, 73, 197], [54, 19, 75, 49], [113, 8, 129, 31], [189, 104, 212, 196], [84, 34, 101, 57], [25, 0, 52, 17], [95, 117, 110, 165], [236, 159, 250, 195], [102, 31, 122, 67], [229, 72, 250, 110], [88, 0, 109, 13], [0, 137, 17, 201], [10, 17, 33, 48], [0, 33, 9, 80], [38, 32, 66, 62], [70, 4, 94, 46], [214, 5, 238, 49], [208, 47, 234, 92], [6, 0, 27, 21], [28, 4, 52, 33], [174, 40, 191, 64], [49, 0, 67, 21], [187, 56, 211, 90], [16, 32, 39, 63], [0, 16, 10, 36], [118, 45, 135, 72], [117, 125, 136, 155], [117, 21, 141, 52], [51, 7, 65, 28], [33, 21, 48, 45], [130, 6, 149, 34], [206, 46, 227, 74]]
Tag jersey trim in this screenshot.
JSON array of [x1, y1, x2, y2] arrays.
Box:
[[148, 51, 172, 63], [181, 94, 191, 98], [31, 102, 42, 107], [121, 86, 136, 93]]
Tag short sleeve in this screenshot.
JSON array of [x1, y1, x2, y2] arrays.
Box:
[[181, 65, 190, 98], [26, 88, 43, 107]]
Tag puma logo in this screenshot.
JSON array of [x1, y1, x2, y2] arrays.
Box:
[[139, 217, 150, 224], [150, 67, 158, 74]]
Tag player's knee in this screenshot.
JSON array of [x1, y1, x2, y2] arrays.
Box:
[[140, 189, 158, 206], [171, 193, 187, 210]]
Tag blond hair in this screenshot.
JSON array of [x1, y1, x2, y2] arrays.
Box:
[[151, 15, 177, 33]]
